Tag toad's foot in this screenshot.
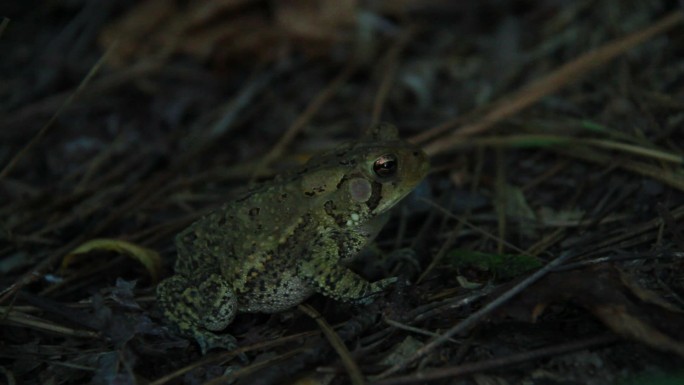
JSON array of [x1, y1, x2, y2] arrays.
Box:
[[354, 276, 398, 305], [194, 331, 238, 355]]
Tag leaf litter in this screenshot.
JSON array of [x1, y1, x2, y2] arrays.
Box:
[[2, 1, 684, 384]]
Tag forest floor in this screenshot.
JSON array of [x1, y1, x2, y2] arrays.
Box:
[[2, 1, 684, 384]]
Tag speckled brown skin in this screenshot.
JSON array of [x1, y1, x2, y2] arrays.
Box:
[[156, 123, 429, 353]]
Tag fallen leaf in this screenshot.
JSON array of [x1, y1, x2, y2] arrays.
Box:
[[275, 0, 357, 43], [494, 265, 684, 358], [62, 239, 161, 282], [380, 336, 424, 366], [100, 0, 360, 67], [501, 184, 537, 238]]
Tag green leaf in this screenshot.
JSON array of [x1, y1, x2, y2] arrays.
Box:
[[63, 238, 162, 282], [445, 249, 542, 280]]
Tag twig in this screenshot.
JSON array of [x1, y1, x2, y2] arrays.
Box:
[[495, 148, 506, 254], [216, 349, 305, 384], [0, 240, 83, 305], [419, 10, 684, 154], [424, 134, 683, 164], [384, 318, 460, 344], [251, 60, 358, 181], [377, 250, 577, 378], [416, 229, 459, 284], [372, 334, 618, 385], [0, 41, 118, 180], [299, 304, 366, 385], [556, 147, 684, 192], [371, 27, 415, 125], [420, 199, 527, 255], [1, 311, 99, 338], [148, 330, 321, 385], [0, 17, 10, 38], [0, 365, 17, 385], [3, 61, 159, 131]]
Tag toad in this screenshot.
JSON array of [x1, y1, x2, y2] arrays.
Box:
[[157, 123, 429, 352]]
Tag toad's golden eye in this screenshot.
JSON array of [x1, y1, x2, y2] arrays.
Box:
[[373, 154, 398, 178]]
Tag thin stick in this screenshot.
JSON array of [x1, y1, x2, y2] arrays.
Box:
[[377, 250, 576, 378], [427, 134, 683, 164], [2, 311, 99, 338], [384, 318, 460, 344], [0, 17, 10, 38], [251, 61, 358, 181], [148, 330, 320, 385], [299, 304, 366, 385], [371, 27, 415, 125], [556, 147, 684, 192], [0, 41, 118, 180], [421, 199, 527, 255], [373, 334, 617, 385], [418, 10, 684, 152]]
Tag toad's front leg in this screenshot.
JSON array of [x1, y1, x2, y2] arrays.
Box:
[[297, 232, 397, 304], [299, 257, 397, 304]]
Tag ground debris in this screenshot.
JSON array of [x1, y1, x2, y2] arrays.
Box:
[[2, 1, 684, 384]]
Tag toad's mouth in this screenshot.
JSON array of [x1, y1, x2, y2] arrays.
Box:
[[371, 187, 414, 215], [370, 154, 429, 215]]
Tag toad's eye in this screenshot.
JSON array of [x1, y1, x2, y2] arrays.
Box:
[[373, 154, 398, 178]]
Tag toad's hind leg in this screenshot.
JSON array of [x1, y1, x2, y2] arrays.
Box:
[[156, 271, 238, 353]]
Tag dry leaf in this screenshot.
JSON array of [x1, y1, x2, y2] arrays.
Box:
[[275, 0, 357, 43], [62, 239, 162, 282], [100, 0, 359, 67], [494, 265, 684, 358]]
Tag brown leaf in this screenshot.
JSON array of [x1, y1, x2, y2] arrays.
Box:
[[100, 0, 359, 68], [494, 265, 684, 357], [99, 0, 182, 67], [63, 238, 162, 282], [275, 0, 357, 43]]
